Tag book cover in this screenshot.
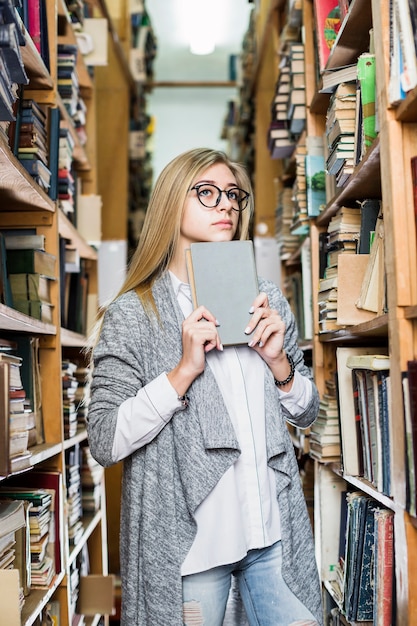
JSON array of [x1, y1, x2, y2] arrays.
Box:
[[185, 241, 259, 346], [9, 273, 52, 303], [6, 248, 56, 279], [346, 354, 390, 371], [357, 53, 377, 155], [0, 23, 29, 85], [373, 508, 394, 626], [313, 0, 341, 72], [356, 502, 377, 620], [358, 199, 381, 254], [0, 361, 10, 477], [336, 347, 388, 477], [305, 154, 326, 217]]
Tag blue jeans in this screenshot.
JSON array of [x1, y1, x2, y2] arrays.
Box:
[[182, 541, 318, 626]]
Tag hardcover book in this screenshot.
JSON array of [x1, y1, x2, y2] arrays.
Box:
[[185, 240, 259, 346], [313, 0, 341, 72]]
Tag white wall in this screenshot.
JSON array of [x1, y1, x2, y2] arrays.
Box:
[[148, 86, 237, 180]]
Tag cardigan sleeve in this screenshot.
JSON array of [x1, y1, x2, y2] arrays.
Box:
[[260, 277, 320, 429]]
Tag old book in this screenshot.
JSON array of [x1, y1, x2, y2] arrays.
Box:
[[185, 241, 259, 346], [12, 299, 54, 323], [357, 53, 377, 156], [313, 0, 341, 72], [336, 347, 388, 477], [9, 273, 52, 303], [6, 249, 56, 280], [0, 500, 26, 537], [346, 354, 390, 371], [0, 361, 9, 477], [2, 233, 45, 251], [373, 508, 394, 626], [337, 254, 376, 326]]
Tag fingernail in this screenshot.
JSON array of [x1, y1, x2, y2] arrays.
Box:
[[215, 319, 220, 326], [244, 326, 251, 334], [258, 341, 263, 348], [219, 343, 224, 351], [248, 340, 255, 347], [249, 306, 255, 314]]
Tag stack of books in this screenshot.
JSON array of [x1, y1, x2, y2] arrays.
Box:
[[310, 387, 341, 462], [62, 360, 79, 440], [14, 100, 51, 191], [275, 187, 300, 258], [65, 445, 83, 546], [58, 126, 76, 218], [4, 231, 56, 323], [0, 0, 27, 123], [326, 82, 357, 187], [287, 42, 306, 135], [0, 488, 55, 589], [81, 445, 104, 514], [0, 499, 26, 608]]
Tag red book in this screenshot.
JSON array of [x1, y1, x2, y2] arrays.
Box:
[[374, 508, 394, 626], [313, 0, 341, 72], [28, 0, 42, 54], [411, 156, 417, 240]]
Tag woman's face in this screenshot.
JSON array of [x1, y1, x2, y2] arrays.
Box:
[[179, 163, 241, 248]]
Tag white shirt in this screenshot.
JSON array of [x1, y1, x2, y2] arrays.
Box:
[[111, 272, 312, 575]]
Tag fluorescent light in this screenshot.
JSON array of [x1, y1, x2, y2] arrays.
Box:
[[184, 0, 218, 55]]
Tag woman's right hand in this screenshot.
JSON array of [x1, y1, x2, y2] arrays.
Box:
[[167, 305, 222, 396]]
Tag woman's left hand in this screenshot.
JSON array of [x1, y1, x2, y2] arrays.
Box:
[[245, 292, 286, 364]]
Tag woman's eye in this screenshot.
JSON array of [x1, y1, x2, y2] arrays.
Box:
[[228, 190, 238, 201], [199, 187, 212, 197]]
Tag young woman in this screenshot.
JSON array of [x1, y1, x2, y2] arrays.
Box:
[[87, 148, 323, 626]]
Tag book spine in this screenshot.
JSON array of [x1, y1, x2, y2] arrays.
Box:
[[28, 0, 42, 54]]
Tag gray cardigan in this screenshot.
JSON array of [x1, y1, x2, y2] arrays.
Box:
[[87, 272, 323, 625]]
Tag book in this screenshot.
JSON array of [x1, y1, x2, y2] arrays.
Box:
[[6, 249, 56, 279], [9, 273, 53, 303], [0, 22, 29, 85], [185, 240, 259, 346], [313, 0, 341, 72], [2, 233, 46, 250], [395, 0, 417, 93], [346, 354, 390, 371], [305, 154, 326, 216], [0, 361, 9, 476], [358, 199, 380, 254], [0, 499, 26, 537], [357, 53, 377, 156], [321, 63, 357, 93], [373, 508, 394, 626], [336, 347, 388, 477]]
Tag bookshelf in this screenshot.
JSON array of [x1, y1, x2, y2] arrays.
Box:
[[233, 0, 417, 623], [0, 0, 146, 622]]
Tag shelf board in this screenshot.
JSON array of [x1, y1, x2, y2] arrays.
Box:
[[22, 571, 65, 626], [404, 305, 417, 320], [318, 313, 388, 343], [0, 135, 55, 212], [0, 303, 56, 334], [30, 441, 63, 465], [326, 0, 373, 71], [68, 511, 102, 567], [63, 427, 88, 450], [316, 138, 381, 227], [61, 327, 89, 347], [58, 209, 98, 260], [18, 18, 54, 90]]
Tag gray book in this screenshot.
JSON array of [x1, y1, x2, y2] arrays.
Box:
[[185, 240, 259, 346]]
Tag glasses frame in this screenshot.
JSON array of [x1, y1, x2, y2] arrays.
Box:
[[189, 183, 250, 212]]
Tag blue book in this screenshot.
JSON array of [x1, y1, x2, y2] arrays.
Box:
[[356, 502, 378, 620]]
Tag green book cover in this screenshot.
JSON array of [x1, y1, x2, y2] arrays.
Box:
[[6, 249, 56, 279], [357, 53, 377, 151]]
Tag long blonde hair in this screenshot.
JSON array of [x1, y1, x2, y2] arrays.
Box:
[[88, 148, 254, 348]]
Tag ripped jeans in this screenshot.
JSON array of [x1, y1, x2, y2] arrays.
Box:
[[182, 540, 319, 626]]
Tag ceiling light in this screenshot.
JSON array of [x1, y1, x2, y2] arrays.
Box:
[[184, 0, 219, 55]]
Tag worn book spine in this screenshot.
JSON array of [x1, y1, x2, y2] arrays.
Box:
[[373, 508, 394, 626]]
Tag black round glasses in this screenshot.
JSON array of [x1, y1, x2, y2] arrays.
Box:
[[189, 183, 250, 212]]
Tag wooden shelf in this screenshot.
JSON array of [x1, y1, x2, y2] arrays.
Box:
[[325, 0, 373, 71], [68, 510, 103, 567], [58, 209, 98, 261], [0, 135, 55, 212], [318, 313, 388, 343], [316, 137, 381, 227], [0, 303, 56, 334]]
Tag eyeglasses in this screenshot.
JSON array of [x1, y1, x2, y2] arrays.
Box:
[[189, 183, 250, 212]]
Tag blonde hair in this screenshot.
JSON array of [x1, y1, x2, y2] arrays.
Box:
[[87, 148, 254, 349]]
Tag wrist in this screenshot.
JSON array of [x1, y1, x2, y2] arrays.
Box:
[[273, 352, 295, 387]]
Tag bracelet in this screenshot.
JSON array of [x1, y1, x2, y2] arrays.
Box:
[[274, 353, 295, 387], [178, 394, 190, 408]]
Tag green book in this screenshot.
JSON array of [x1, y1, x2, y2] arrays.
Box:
[[6, 249, 56, 280], [357, 53, 377, 153]]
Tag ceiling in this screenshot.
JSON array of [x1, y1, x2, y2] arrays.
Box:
[[146, 0, 253, 82]]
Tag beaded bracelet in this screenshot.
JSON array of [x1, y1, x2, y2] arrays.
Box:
[[274, 353, 295, 387]]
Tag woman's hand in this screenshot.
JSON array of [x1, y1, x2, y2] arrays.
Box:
[[245, 292, 293, 386], [167, 305, 222, 396]]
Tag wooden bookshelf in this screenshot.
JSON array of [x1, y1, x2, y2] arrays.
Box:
[[232, 0, 417, 623], [0, 0, 121, 623]]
